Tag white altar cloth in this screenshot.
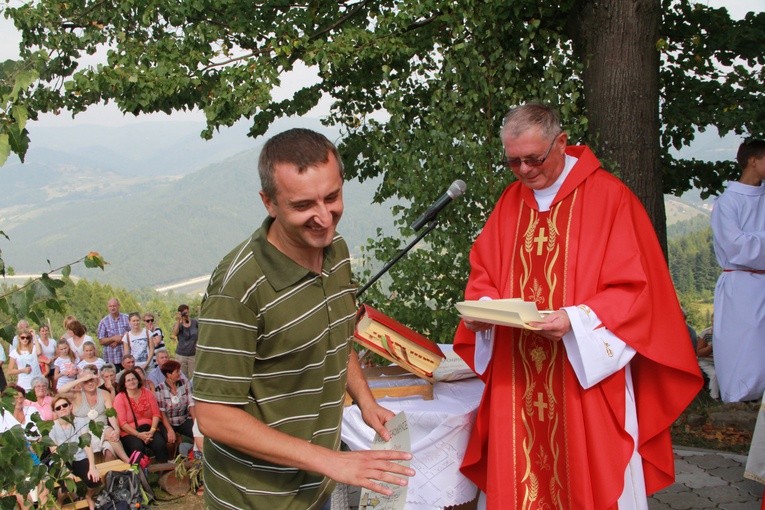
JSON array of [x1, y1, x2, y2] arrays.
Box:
[[342, 371, 484, 509]]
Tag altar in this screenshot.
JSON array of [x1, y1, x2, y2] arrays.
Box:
[[341, 351, 484, 510]]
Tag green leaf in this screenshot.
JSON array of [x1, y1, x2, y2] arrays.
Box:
[[84, 252, 107, 270], [0, 133, 10, 167]]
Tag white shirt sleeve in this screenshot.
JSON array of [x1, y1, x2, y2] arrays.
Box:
[[472, 297, 496, 376], [561, 305, 636, 389]]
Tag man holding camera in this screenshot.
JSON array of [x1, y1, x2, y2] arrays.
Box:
[[171, 304, 198, 380]]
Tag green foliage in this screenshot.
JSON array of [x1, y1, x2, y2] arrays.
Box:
[[668, 225, 719, 299], [2, 0, 762, 341], [0, 230, 8, 278], [668, 216, 720, 323], [0, 59, 39, 165], [0, 387, 104, 510], [660, 1, 765, 196], [0, 253, 108, 343], [173, 452, 203, 493]]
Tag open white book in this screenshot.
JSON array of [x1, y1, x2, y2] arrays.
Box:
[[455, 298, 552, 330]]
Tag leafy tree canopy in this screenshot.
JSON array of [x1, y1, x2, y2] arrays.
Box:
[[1, 0, 763, 340]]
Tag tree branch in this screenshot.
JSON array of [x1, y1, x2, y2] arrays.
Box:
[[0, 254, 86, 300]]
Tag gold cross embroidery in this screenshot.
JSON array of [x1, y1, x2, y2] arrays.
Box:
[[533, 392, 548, 421], [533, 228, 548, 256]]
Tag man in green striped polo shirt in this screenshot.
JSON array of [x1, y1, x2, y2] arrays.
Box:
[[194, 128, 414, 510]]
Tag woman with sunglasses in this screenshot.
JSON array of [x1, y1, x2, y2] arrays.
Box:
[[49, 396, 101, 510], [8, 328, 43, 391], [143, 313, 164, 370]]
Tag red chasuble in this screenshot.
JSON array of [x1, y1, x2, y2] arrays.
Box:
[[454, 146, 702, 509]]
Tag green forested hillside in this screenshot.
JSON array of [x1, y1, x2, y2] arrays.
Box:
[[667, 214, 719, 331], [1, 144, 395, 289], [668, 216, 719, 300]]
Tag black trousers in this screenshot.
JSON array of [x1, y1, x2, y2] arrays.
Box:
[[120, 424, 169, 463]]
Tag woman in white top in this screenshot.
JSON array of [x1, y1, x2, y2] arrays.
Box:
[[66, 320, 95, 359], [49, 395, 101, 509], [122, 312, 154, 370], [36, 324, 57, 384], [53, 338, 80, 391], [76, 342, 105, 371], [36, 324, 57, 361], [8, 328, 42, 391]]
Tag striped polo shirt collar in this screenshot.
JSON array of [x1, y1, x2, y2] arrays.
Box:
[[252, 217, 337, 292]]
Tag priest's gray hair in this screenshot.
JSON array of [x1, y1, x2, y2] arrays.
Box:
[[500, 103, 562, 140]]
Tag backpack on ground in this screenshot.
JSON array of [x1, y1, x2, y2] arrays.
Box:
[[95, 467, 153, 510]]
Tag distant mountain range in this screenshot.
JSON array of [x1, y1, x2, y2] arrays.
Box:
[[0, 117, 395, 290], [0, 118, 733, 292]]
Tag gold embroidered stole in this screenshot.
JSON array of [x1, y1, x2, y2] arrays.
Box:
[[509, 191, 577, 509]]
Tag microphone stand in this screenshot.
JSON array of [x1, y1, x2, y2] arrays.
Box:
[[356, 219, 440, 299]]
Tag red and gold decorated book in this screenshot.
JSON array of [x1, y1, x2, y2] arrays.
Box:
[[354, 304, 446, 382]]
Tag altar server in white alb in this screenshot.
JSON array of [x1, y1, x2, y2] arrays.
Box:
[[711, 139, 765, 403]]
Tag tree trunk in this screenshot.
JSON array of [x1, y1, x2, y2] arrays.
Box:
[[569, 0, 668, 257]]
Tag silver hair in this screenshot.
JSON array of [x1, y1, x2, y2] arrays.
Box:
[[500, 102, 562, 140]]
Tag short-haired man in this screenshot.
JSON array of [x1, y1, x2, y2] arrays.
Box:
[[115, 354, 135, 383], [454, 103, 702, 508], [711, 139, 765, 402], [96, 298, 130, 372], [147, 350, 188, 388], [194, 128, 413, 509]]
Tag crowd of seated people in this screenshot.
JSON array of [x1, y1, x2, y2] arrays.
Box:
[[0, 312, 204, 509]]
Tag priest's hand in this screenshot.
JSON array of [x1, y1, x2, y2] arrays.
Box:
[[463, 318, 493, 332], [529, 310, 571, 341]]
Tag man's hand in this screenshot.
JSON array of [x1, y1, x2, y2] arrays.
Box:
[[326, 449, 414, 497], [528, 310, 571, 341], [359, 402, 396, 441]]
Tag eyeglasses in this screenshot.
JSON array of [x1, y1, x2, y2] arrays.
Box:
[[19, 335, 31, 340], [501, 135, 559, 169], [144, 319, 154, 323], [54, 402, 70, 411]]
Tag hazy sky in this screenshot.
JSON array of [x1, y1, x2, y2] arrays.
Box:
[[0, 0, 761, 127]]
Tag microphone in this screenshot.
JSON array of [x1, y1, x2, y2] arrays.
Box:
[[411, 179, 467, 231]]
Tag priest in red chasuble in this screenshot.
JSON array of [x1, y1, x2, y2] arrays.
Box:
[[453, 103, 702, 510]]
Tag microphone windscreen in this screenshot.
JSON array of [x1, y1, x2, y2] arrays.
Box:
[[449, 179, 467, 199]]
